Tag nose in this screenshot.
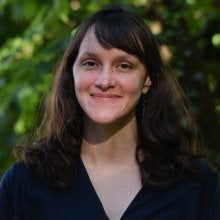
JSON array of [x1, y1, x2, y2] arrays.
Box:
[[94, 66, 116, 90]]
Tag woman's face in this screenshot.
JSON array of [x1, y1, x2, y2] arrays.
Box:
[[73, 29, 151, 127]]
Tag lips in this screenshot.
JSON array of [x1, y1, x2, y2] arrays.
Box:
[[91, 93, 122, 99]]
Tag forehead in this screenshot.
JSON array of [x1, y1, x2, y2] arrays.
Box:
[[77, 28, 139, 60], [77, 29, 105, 58], [79, 28, 97, 50]]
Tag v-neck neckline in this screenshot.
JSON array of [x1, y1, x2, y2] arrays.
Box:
[[79, 159, 145, 220]]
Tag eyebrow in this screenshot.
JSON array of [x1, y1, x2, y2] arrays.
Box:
[[78, 52, 139, 62], [80, 52, 97, 56], [78, 52, 99, 59]]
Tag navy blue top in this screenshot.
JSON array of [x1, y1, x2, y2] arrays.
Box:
[[0, 160, 220, 220]]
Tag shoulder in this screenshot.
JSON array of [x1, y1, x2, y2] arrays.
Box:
[[159, 160, 220, 219], [1, 162, 25, 185], [0, 161, 38, 194], [195, 160, 219, 187], [0, 162, 33, 218], [1, 161, 30, 181], [194, 160, 220, 219]]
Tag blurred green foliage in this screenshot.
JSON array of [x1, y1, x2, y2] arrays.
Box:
[[0, 0, 220, 176]]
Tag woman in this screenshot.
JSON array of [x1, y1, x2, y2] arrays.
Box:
[[0, 6, 219, 220]]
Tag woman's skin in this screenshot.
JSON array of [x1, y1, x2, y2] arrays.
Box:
[[73, 28, 151, 219]]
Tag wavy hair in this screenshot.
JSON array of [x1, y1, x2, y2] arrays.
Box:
[[14, 6, 200, 190]]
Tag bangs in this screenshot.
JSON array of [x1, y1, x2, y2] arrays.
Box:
[[93, 17, 146, 63]]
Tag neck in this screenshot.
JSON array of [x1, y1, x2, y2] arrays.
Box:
[[81, 116, 139, 167]]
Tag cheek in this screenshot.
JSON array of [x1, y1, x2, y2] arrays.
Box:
[[73, 66, 83, 91], [73, 75, 83, 92], [122, 78, 145, 96], [73, 75, 88, 108], [73, 72, 94, 95]]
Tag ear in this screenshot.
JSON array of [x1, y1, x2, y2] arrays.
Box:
[[142, 76, 152, 94]]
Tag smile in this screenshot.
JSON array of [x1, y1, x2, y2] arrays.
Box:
[[91, 93, 122, 99]]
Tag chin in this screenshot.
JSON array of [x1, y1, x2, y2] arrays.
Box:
[[90, 117, 117, 126], [86, 112, 135, 128]]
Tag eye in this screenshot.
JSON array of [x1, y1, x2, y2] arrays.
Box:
[[117, 63, 132, 72], [82, 60, 99, 69]]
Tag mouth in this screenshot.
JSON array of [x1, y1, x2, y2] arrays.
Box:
[[91, 93, 122, 99]]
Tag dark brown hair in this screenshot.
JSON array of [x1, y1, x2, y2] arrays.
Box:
[[14, 6, 200, 190]]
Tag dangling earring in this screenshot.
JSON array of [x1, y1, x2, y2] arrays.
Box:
[[141, 94, 147, 117]]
